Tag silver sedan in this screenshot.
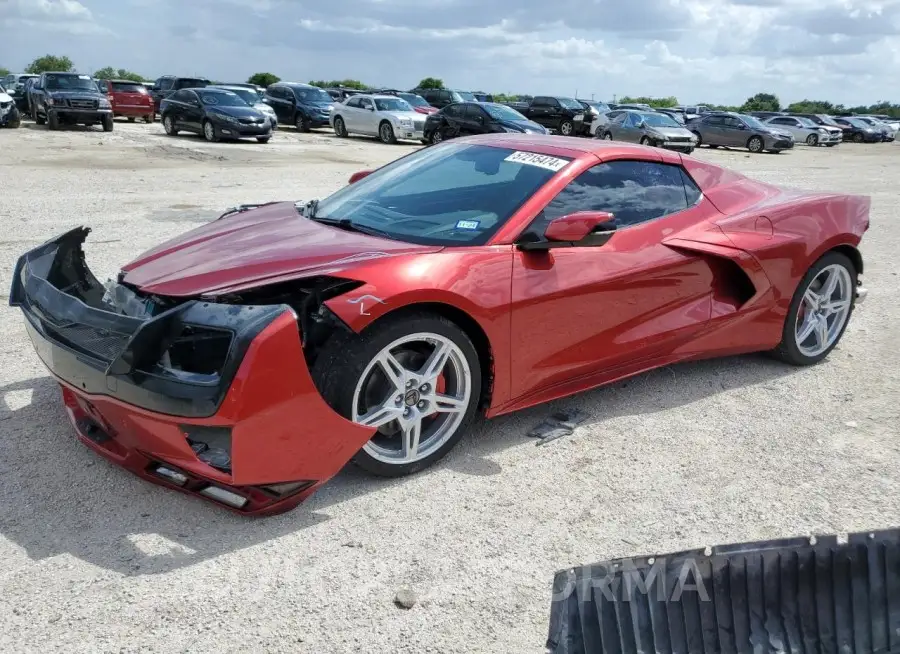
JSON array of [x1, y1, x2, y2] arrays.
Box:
[[764, 115, 842, 146], [330, 94, 426, 144]]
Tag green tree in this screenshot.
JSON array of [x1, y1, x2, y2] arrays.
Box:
[[0, 66, 9, 78], [248, 72, 279, 87], [619, 95, 678, 108], [25, 54, 74, 74], [94, 66, 145, 82], [415, 77, 444, 90], [308, 79, 368, 90], [739, 92, 780, 113]]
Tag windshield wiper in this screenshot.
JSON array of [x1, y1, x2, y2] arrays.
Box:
[[311, 216, 394, 239]]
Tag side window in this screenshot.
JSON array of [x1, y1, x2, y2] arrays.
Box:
[[360, 97, 373, 110], [532, 96, 550, 107], [346, 96, 361, 108], [681, 169, 702, 207], [609, 112, 626, 124], [531, 161, 693, 233], [444, 104, 463, 118], [463, 104, 485, 120], [723, 117, 743, 129], [439, 91, 452, 104], [624, 113, 638, 127], [546, 98, 561, 108]]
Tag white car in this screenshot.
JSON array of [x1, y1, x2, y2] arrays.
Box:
[[764, 115, 842, 146], [330, 93, 426, 144], [856, 116, 897, 141], [589, 109, 627, 136], [0, 83, 21, 128]]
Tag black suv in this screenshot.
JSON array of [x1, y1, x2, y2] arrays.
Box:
[[29, 72, 113, 131], [150, 75, 210, 115], [264, 82, 334, 131], [410, 88, 477, 109]]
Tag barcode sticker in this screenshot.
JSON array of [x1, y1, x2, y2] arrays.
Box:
[[504, 151, 569, 171]]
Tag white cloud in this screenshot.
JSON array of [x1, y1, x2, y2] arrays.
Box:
[[1, 0, 899, 106]]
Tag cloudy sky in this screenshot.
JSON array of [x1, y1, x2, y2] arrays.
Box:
[[2, 0, 899, 106]]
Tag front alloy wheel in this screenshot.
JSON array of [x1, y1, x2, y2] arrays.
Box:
[[312, 313, 481, 476]]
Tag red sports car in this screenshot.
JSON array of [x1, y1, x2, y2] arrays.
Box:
[[10, 135, 870, 515]]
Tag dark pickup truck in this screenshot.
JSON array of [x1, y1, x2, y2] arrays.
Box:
[[29, 71, 113, 131], [505, 95, 586, 136]]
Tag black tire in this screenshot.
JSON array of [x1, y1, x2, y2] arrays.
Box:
[[826, 143, 838, 147], [684, 147, 694, 155], [203, 120, 218, 142], [691, 131, 702, 146], [162, 114, 178, 136], [102, 115, 114, 132], [333, 116, 348, 137], [7, 108, 20, 129], [127, 116, 135, 123], [256, 136, 270, 143], [379, 120, 397, 144], [602, 132, 613, 140], [853, 132, 864, 143], [311, 312, 482, 477], [429, 128, 443, 145], [295, 113, 310, 132], [34, 106, 45, 125], [144, 114, 154, 124], [747, 135, 764, 153], [639, 136, 652, 146], [806, 133, 818, 146], [558, 119, 574, 136], [770, 251, 857, 366], [47, 112, 59, 131]]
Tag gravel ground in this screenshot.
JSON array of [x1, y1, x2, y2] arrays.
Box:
[[1, 121, 898, 653]]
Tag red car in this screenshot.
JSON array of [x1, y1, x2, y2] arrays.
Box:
[[98, 79, 154, 122], [11, 135, 870, 515]]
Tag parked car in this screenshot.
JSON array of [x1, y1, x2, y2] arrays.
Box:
[[763, 115, 842, 146], [208, 84, 277, 129], [656, 107, 687, 124], [515, 95, 586, 136], [160, 87, 272, 143], [330, 93, 426, 144], [97, 79, 155, 123], [265, 82, 333, 131], [853, 116, 896, 141], [2, 73, 38, 96], [679, 105, 711, 121], [422, 101, 547, 144], [789, 112, 851, 140], [29, 72, 113, 131], [589, 108, 627, 137], [324, 87, 363, 102], [864, 114, 900, 131], [149, 76, 211, 117], [577, 100, 611, 135], [411, 88, 477, 109], [369, 89, 437, 115], [0, 84, 21, 128], [10, 135, 870, 513], [597, 110, 697, 153], [830, 116, 883, 143], [14, 76, 38, 113], [688, 111, 794, 153]]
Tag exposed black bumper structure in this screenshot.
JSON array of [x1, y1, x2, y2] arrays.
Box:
[[547, 528, 900, 654], [9, 227, 289, 417]]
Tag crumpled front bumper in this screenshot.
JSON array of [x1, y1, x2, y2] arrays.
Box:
[[9, 227, 375, 515]]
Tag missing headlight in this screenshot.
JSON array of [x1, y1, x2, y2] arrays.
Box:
[[162, 326, 233, 376]]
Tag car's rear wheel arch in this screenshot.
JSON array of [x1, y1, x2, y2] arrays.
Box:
[[364, 303, 494, 410], [830, 244, 863, 275]]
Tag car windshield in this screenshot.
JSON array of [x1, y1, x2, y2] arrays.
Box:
[[199, 91, 248, 107], [296, 88, 333, 103], [557, 97, 583, 110], [398, 93, 428, 107], [374, 97, 413, 112], [456, 91, 476, 101], [110, 82, 146, 93], [220, 88, 259, 104], [44, 74, 98, 91], [739, 114, 767, 129], [846, 117, 869, 128], [586, 102, 610, 112], [640, 112, 680, 128], [816, 115, 840, 126], [310, 143, 571, 246], [484, 103, 527, 121], [795, 117, 817, 127]]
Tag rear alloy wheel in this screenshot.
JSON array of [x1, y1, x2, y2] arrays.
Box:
[[853, 132, 864, 143], [333, 116, 348, 137], [430, 129, 443, 144], [640, 136, 652, 146], [163, 114, 178, 136], [602, 132, 613, 140], [558, 119, 574, 136], [203, 120, 219, 142], [771, 252, 857, 366], [312, 313, 481, 477], [747, 135, 764, 153], [806, 133, 818, 146], [379, 121, 397, 144], [295, 113, 310, 132]]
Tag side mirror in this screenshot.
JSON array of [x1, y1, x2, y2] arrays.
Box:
[[366, 105, 375, 111], [520, 211, 617, 250], [636, 121, 645, 129], [475, 115, 484, 124], [348, 170, 373, 184]]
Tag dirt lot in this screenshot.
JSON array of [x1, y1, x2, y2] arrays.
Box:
[[1, 121, 899, 653]]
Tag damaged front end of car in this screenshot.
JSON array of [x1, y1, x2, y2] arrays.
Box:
[[9, 226, 375, 514]]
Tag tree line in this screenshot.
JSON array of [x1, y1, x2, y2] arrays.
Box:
[[3, 57, 898, 118]]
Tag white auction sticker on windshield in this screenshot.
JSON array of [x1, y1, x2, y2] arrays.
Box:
[[504, 151, 569, 172]]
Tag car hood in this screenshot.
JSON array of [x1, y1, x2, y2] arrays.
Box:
[[208, 105, 265, 119], [647, 126, 693, 138], [381, 110, 423, 121], [497, 118, 545, 133], [45, 90, 101, 99], [120, 201, 441, 297]]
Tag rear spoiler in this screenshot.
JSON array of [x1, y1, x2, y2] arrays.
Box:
[[548, 528, 900, 654]]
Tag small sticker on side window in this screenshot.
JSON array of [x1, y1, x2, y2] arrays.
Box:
[[504, 151, 569, 171], [455, 220, 480, 230]]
